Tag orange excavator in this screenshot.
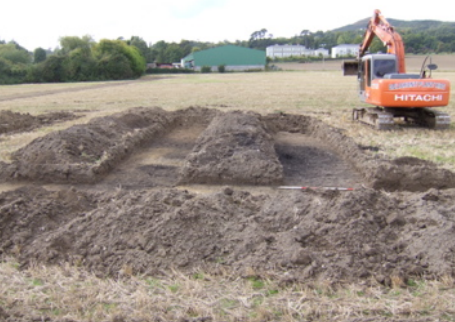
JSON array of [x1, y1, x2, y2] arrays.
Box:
[[343, 9, 451, 129]]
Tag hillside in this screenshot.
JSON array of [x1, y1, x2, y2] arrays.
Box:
[[334, 17, 455, 32]]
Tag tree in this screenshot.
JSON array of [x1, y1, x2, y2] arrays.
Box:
[[150, 40, 168, 63], [8, 40, 29, 52], [53, 35, 97, 81], [0, 43, 31, 64], [179, 40, 194, 58], [250, 28, 268, 41], [95, 53, 133, 80], [38, 55, 67, 82], [300, 29, 312, 47], [250, 31, 259, 41], [259, 28, 268, 39], [164, 43, 183, 63], [128, 36, 149, 61], [64, 48, 97, 80], [0, 41, 30, 83], [59, 35, 94, 55], [33, 47, 47, 63], [94, 39, 145, 79], [249, 28, 272, 49]]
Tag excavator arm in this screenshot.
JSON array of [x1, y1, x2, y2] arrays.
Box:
[[343, 9, 406, 76], [359, 9, 406, 73]]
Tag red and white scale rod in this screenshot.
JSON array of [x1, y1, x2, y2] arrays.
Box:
[[278, 186, 355, 191]]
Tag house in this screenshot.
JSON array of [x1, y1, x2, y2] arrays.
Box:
[[314, 48, 329, 58], [181, 45, 266, 71], [331, 44, 360, 58], [266, 45, 329, 58], [266, 45, 310, 58]]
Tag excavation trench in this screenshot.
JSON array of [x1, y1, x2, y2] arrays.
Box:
[[1, 107, 455, 284], [2, 106, 453, 191]]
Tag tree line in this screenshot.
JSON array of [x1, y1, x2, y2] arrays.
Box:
[[0, 36, 145, 84], [247, 23, 455, 56], [1, 20, 454, 84]]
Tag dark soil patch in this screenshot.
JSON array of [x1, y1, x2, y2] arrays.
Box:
[[275, 132, 362, 188]]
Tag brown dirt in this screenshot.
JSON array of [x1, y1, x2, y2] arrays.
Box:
[[0, 110, 80, 135], [1, 106, 455, 287], [180, 111, 283, 185]]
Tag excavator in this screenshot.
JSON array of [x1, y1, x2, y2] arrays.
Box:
[[343, 9, 451, 130]]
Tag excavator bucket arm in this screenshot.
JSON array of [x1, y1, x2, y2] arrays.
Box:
[[343, 60, 358, 76]]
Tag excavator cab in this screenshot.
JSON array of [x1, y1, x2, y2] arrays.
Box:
[[343, 54, 398, 79], [358, 54, 400, 102]]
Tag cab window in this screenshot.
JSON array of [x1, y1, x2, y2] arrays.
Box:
[[373, 59, 396, 78]]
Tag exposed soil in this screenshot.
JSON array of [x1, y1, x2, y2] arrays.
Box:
[[0, 110, 80, 135], [180, 111, 283, 185], [1, 106, 455, 289]]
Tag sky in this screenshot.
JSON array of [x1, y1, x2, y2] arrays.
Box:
[[2, 0, 455, 51]]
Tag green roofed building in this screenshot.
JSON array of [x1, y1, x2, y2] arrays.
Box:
[[181, 45, 266, 71]]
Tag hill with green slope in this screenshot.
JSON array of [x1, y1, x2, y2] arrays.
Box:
[[333, 17, 455, 32]]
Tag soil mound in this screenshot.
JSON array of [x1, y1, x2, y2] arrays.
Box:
[[1, 107, 177, 182], [2, 106, 455, 286], [0, 107, 219, 183], [0, 186, 101, 257], [180, 111, 283, 185], [264, 112, 455, 191], [0, 110, 79, 135], [2, 107, 455, 191], [1, 186, 454, 284]]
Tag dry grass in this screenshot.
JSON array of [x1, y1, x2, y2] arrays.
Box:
[[1, 258, 455, 322], [0, 82, 105, 97], [1, 59, 455, 169], [274, 54, 455, 72]]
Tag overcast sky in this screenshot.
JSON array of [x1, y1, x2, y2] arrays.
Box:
[[2, 0, 455, 51]]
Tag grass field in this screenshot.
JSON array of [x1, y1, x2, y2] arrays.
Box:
[[1, 56, 455, 321], [1, 55, 455, 169]]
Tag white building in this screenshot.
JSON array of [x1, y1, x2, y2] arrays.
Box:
[[314, 48, 330, 58], [266, 45, 328, 58], [331, 44, 360, 58]]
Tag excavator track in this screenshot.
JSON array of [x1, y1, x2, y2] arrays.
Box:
[[419, 108, 451, 130], [352, 107, 395, 130], [353, 107, 451, 130]]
